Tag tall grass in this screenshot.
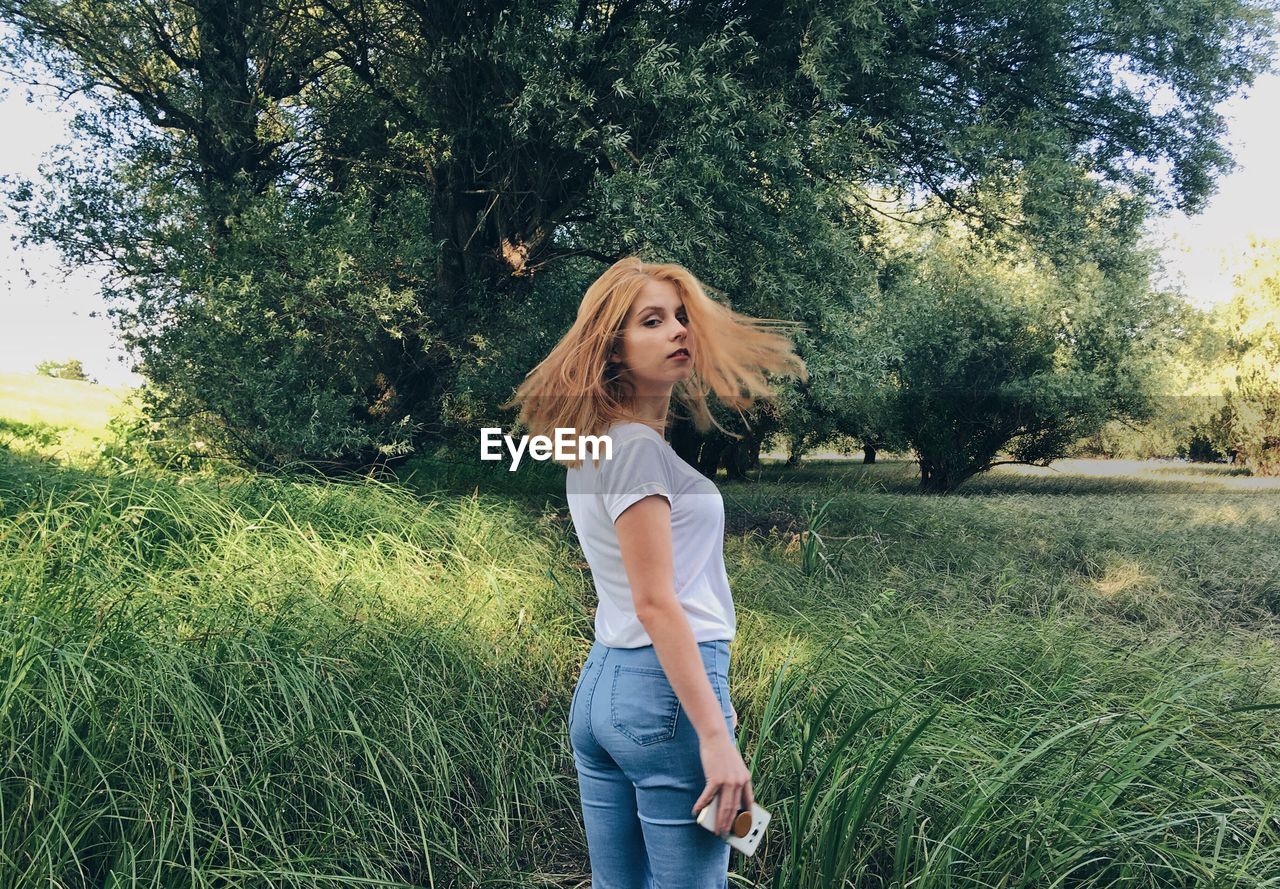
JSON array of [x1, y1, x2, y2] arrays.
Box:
[[1, 426, 1278, 886], [1, 458, 591, 886]]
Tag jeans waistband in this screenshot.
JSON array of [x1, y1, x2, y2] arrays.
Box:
[[587, 638, 730, 675]]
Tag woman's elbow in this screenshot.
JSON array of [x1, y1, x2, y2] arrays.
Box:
[[634, 591, 678, 623]]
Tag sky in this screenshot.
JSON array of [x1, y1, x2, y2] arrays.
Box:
[[2, 61, 1279, 388]]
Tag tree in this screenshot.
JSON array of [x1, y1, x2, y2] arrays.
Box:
[[1080, 297, 1239, 462], [1214, 236, 1280, 475], [35, 358, 90, 381], [872, 202, 1182, 493]]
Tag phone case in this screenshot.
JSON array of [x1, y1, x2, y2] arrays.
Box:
[[695, 798, 771, 856]]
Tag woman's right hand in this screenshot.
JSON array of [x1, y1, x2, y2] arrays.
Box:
[[693, 732, 754, 837]]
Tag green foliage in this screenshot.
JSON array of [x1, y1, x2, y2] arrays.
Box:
[[1115, 238, 1280, 471], [1215, 237, 1280, 475], [1182, 401, 1237, 462], [1, 0, 1275, 469], [766, 661, 941, 889], [34, 358, 90, 381], [91, 391, 217, 475], [130, 185, 441, 470], [0, 416, 62, 451], [871, 216, 1182, 493], [1074, 296, 1241, 462]]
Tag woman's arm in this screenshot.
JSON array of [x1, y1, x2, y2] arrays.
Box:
[[614, 494, 728, 742], [614, 493, 753, 834]]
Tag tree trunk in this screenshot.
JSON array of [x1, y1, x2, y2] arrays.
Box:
[[193, 0, 279, 242], [919, 456, 981, 494], [786, 432, 806, 466], [671, 418, 703, 467], [698, 439, 726, 477], [919, 458, 950, 494], [722, 434, 760, 480]]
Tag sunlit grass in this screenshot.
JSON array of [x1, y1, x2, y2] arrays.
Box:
[[0, 372, 135, 463], [1, 378, 1277, 886], [1, 459, 592, 886]]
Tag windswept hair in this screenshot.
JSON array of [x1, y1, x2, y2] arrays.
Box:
[[500, 256, 809, 469]]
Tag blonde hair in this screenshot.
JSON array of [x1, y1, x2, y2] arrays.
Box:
[[499, 256, 809, 469]]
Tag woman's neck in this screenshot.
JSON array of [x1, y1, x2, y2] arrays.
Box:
[[615, 412, 667, 441], [623, 394, 671, 431]]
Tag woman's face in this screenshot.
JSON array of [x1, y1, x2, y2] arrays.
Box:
[[610, 278, 694, 396]]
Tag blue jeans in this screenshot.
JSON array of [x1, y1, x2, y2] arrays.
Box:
[[569, 638, 736, 889]]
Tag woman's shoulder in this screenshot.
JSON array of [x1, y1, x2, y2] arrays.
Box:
[[566, 423, 661, 475], [605, 423, 674, 460], [606, 421, 664, 443]]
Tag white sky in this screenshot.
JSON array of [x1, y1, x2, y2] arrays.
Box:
[[1145, 69, 1280, 312], [0, 73, 138, 386], [2, 63, 1279, 388]]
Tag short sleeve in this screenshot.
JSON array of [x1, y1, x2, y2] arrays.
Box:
[[599, 434, 674, 524]]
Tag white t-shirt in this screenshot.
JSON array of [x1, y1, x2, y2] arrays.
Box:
[[565, 421, 736, 648]]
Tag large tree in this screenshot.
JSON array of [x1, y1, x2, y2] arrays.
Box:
[[1, 0, 1273, 468]]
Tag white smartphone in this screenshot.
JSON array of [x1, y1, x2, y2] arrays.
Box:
[[695, 797, 771, 856]]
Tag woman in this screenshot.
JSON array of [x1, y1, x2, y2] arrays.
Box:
[[502, 256, 806, 887]]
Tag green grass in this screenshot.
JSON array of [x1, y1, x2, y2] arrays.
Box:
[[2, 375, 1278, 888], [0, 372, 134, 463]]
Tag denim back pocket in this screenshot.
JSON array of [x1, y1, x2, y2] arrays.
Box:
[[610, 665, 681, 746]]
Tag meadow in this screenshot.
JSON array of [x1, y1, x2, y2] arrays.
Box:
[[1, 373, 1277, 888]]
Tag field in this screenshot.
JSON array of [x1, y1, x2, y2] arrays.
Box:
[[2, 373, 1277, 887]]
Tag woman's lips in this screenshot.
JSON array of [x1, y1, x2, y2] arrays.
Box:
[[669, 350, 690, 360]]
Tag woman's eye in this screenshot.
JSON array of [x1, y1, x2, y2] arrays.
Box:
[[645, 317, 688, 327]]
